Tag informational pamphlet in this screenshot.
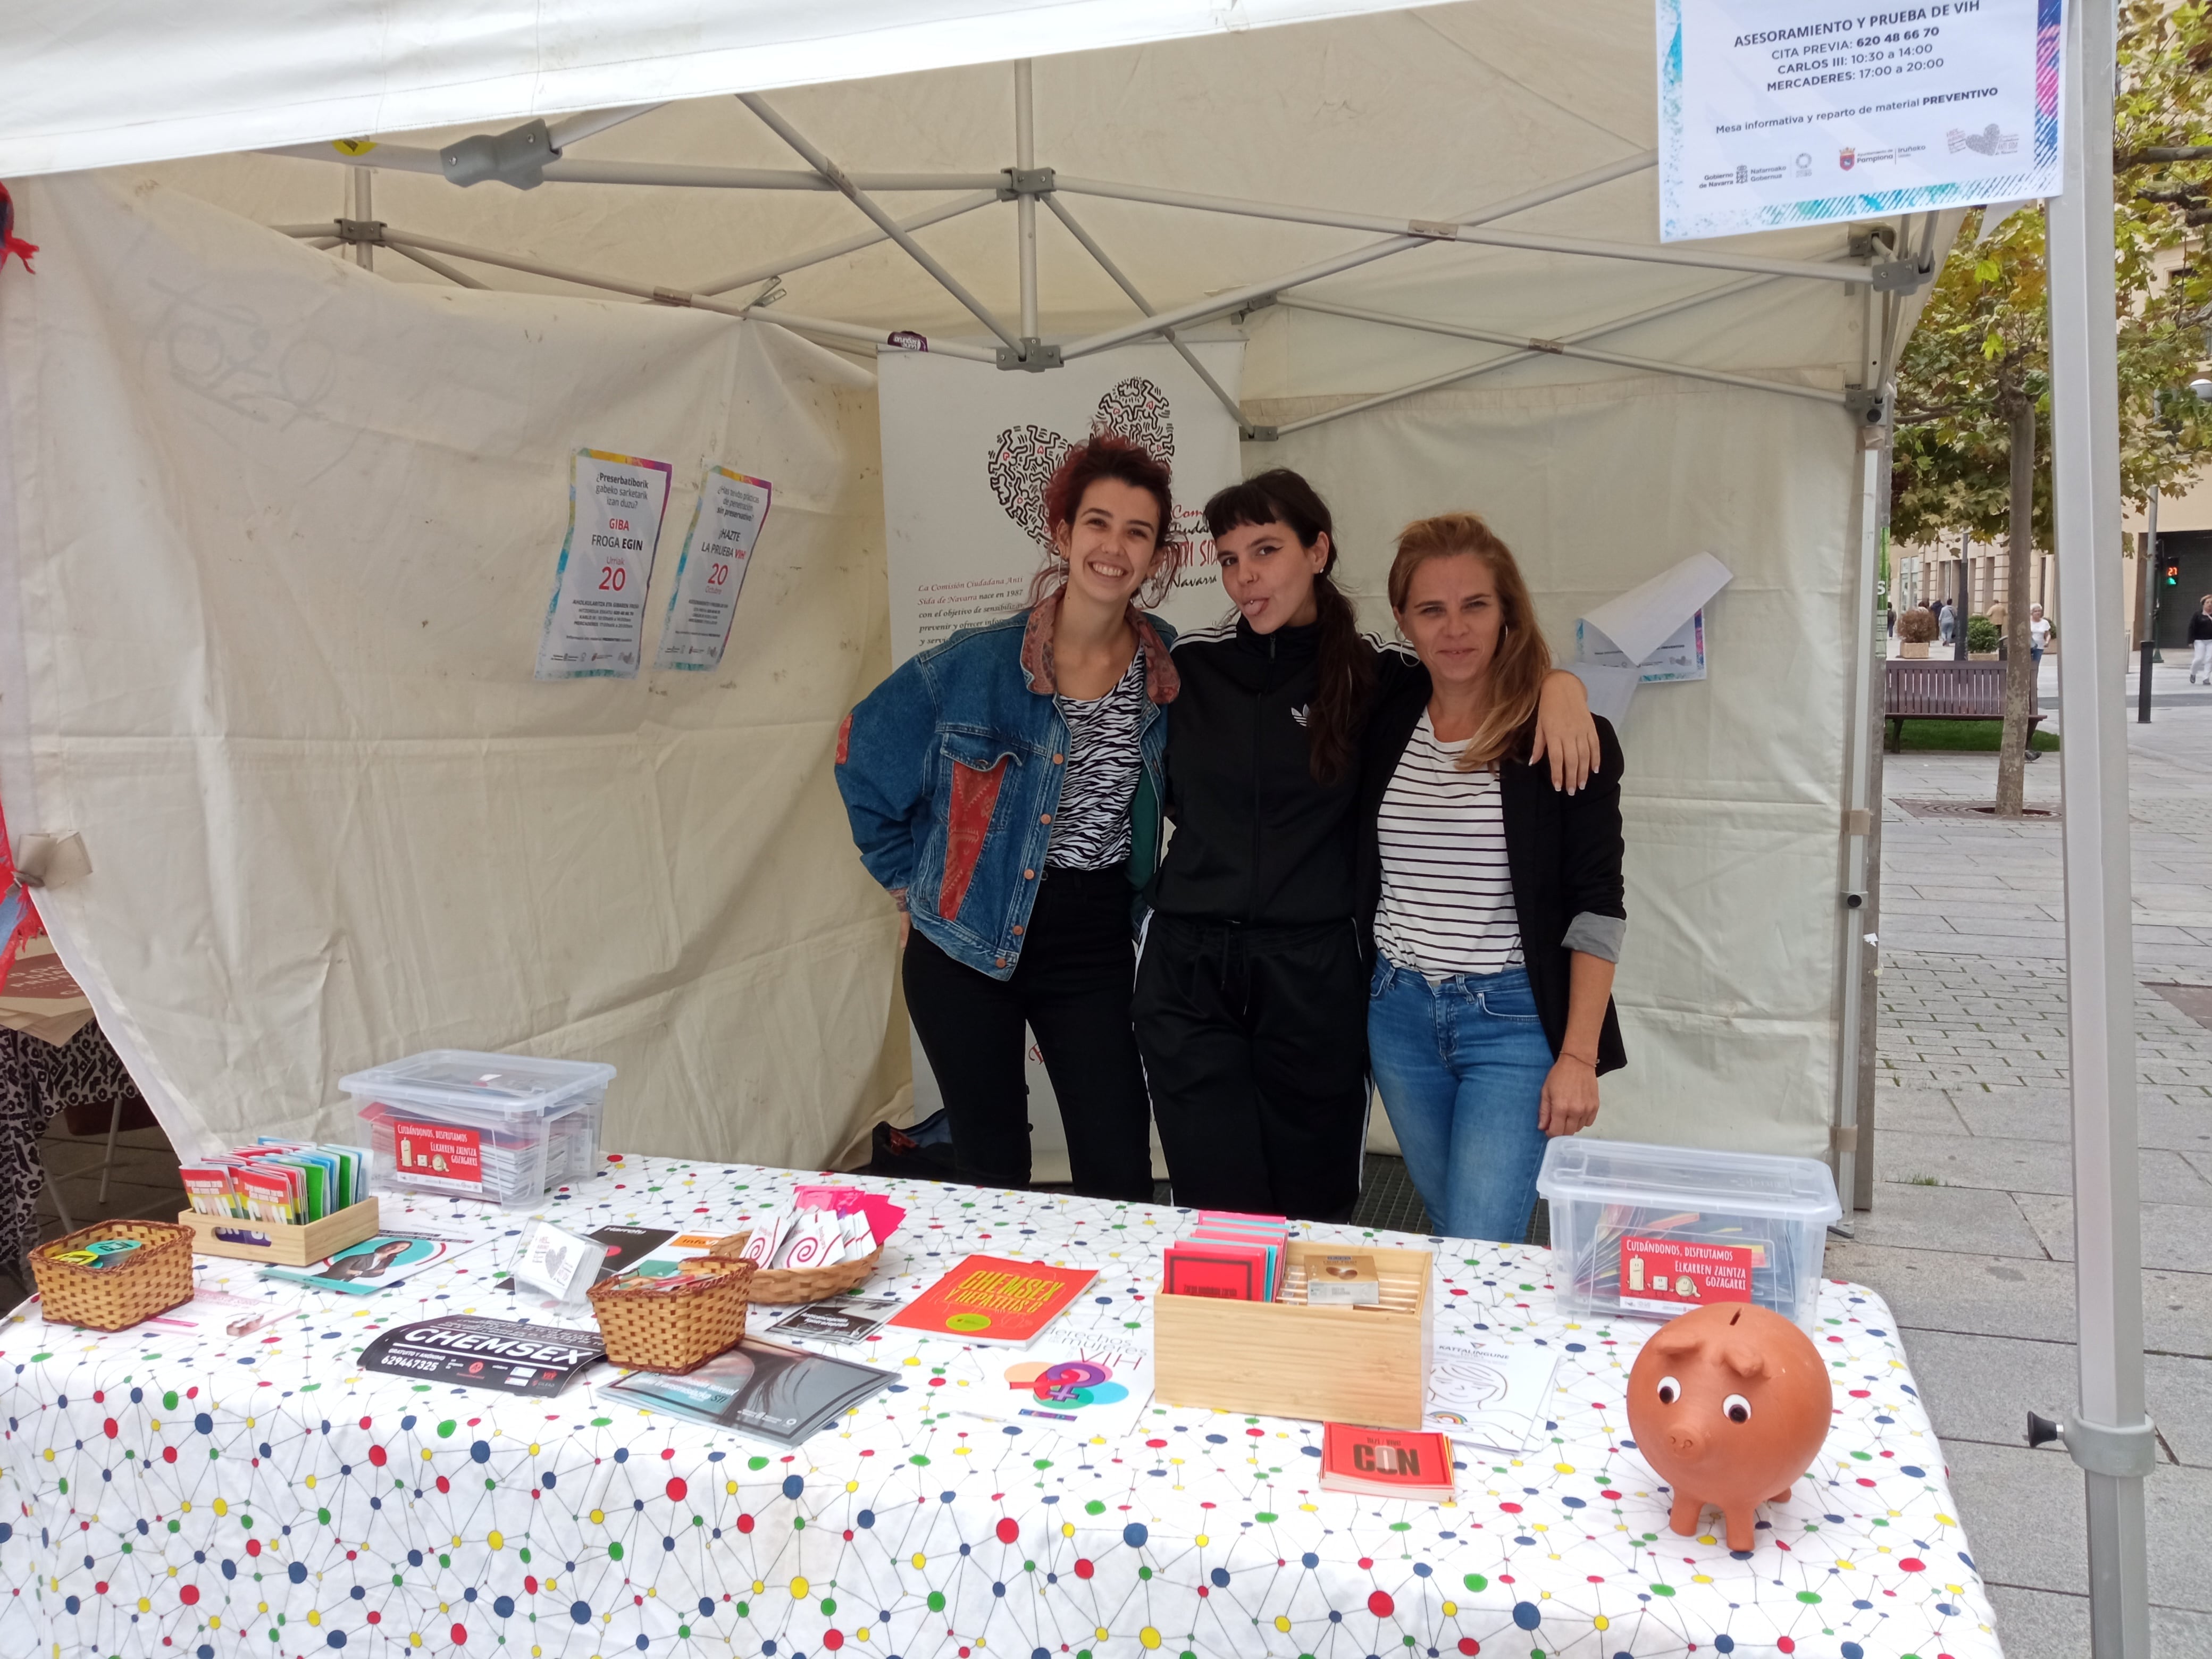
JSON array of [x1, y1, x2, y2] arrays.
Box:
[[886, 1254, 1096, 1347], [1424, 1337, 1564, 1456], [1319, 1422, 1456, 1501], [361, 1314, 606, 1396], [1620, 1235, 1758, 1314], [763, 1297, 903, 1347], [262, 1231, 483, 1296], [602, 1339, 892, 1444], [535, 448, 674, 680], [589, 1226, 677, 1282], [651, 466, 772, 672], [933, 1337, 1154, 1442], [1657, 0, 2064, 241]]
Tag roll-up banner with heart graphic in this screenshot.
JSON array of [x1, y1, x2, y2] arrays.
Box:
[[878, 341, 1246, 667], [876, 339, 1244, 1182]]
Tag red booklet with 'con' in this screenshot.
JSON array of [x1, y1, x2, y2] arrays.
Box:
[[1319, 1422, 1456, 1502]]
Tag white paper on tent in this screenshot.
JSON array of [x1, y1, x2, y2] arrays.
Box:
[[1563, 552, 1733, 723]]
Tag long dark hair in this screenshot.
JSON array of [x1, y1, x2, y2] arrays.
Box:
[[1027, 434, 1185, 608], [1204, 468, 1373, 784]]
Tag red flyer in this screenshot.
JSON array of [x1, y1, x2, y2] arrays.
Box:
[[390, 1119, 485, 1194], [1162, 1243, 1268, 1301], [1619, 1236, 1755, 1314], [886, 1254, 1096, 1347]]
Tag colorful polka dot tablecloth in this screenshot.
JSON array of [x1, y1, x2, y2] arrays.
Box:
[[0, 1158, 2000, 1659]]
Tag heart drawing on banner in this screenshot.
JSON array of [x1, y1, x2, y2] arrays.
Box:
[[986, 378, 1176, 550]]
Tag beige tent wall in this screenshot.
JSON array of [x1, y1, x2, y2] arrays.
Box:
[[1255, 374, 1858, 1158], [0, 174, 910, 1166]]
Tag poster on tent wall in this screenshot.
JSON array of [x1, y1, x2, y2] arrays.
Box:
[[652, 466, 773, 672], [878, 341, 1246, 660], [1656, 0, 2063, 241], [876, 340, 1244, 1178], [533, 449, 674, 679]]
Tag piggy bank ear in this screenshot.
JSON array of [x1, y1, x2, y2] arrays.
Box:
[[1650, 1329, 1705, 1361], [1715, 1340, 1770, 1382]]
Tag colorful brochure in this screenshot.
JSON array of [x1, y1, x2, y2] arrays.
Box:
[[602, 1339, 892, 1445], [262, 1232, 482, 1295], [362, 1315, 606, 1396], [886, 1255, 1095, 1347]]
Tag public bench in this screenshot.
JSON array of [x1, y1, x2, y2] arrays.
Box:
[[1883, 658, 2045, 752]]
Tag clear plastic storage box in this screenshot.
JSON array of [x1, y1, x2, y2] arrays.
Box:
[[1535, 1137, 1842, 1331], [339, 1051, 616, 1208]]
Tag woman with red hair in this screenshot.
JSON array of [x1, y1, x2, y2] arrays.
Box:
[[835, 436, 1184, 1199]]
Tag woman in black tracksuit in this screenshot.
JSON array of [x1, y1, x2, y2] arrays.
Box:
[[1133, 470, 1596, 1220]]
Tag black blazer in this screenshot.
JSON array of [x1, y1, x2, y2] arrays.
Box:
[[1355, 650, 1628, 1074]]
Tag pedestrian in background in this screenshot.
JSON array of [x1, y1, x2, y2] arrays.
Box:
[[1939, 599, 1957, 646], [2190, 596, 2212, 685]]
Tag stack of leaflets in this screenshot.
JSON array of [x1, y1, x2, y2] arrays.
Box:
[[263, 1230, 483, 1295], [180, 1139, 371, 1225], [1162, 1211, 1293, 1302], [602, 1339, 892, 1445]]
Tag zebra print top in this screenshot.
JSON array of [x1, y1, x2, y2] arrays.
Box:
[[1046, 651, 1147, 871]]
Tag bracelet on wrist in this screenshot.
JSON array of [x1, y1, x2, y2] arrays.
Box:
[[1559, 1051, 1599, 1069]]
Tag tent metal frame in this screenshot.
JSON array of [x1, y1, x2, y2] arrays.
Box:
[[262, 31, 2156, 1648]]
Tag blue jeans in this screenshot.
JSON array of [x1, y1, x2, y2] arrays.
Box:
[[1367, 957, 1554, 1243]]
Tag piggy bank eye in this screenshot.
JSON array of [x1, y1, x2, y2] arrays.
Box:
[[1723, 1394, 1753, 1424], [1655, 1376, 1680, 1405]]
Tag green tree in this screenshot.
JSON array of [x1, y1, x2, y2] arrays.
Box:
[[1890, 1, 2212, 815]]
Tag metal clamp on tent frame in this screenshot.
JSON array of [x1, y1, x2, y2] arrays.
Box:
[[2027, 1410, 2160, 1479], [1000, 167, 1055, 200], [440, 120, 558, 191], [998, 341, 1062, 371]]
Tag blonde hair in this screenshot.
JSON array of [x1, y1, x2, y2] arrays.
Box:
[[1388, 513, 1552, 772]]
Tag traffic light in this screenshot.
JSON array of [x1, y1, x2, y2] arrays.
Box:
[[2167, 564, 2181, 586]]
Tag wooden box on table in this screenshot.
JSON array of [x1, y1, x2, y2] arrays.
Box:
[[1152, 1240, 1435, 1429], [176, 1197, 382, 1266]]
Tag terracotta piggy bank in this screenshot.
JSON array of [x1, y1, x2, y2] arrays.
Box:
[[1626, 1302, 1831, 1551]]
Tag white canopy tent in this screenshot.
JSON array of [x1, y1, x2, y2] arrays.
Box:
[[0, 0, 2152, 1648]]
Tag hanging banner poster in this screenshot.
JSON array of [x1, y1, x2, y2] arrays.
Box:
[[534, 449, 674, 680], [1656, 0, 2063, 242], [651, 466, 773, 672]]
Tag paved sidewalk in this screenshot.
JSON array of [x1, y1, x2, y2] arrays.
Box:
[[1839, 664, 2212, 1656]]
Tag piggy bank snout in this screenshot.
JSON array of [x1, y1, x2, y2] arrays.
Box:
[[1662, 1422, 1708, 1461]]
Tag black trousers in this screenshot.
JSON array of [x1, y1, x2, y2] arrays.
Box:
[[902, 866, 1155, 1202], [1133, 913, 1369, 1221]]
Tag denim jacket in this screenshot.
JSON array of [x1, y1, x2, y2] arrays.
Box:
[[835, 596, 1179, 979]]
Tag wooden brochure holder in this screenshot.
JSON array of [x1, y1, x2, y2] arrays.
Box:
[[177, 1197, 383, 1266], [1153, 1239, 1435, 1429]]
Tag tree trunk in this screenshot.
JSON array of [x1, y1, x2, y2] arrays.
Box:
[[1994, 393, 2037, 815]]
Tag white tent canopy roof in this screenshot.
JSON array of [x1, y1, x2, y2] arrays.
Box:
[[1, 0, 1425, 178]]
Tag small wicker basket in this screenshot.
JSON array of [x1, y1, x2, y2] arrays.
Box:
[[708, 1230, 884, 1305], [32, 1221, 196, 1330], [589, 1258, 755, 1373]]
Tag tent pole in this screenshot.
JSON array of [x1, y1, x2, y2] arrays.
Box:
[[1270, 272, 1785, 435], [1043, 197, 1247, 430], [2046, 0, 2156, 1650], [1015, 61, 1039, 344], [262, 140, 1004, 195], [693, 191, 1000, 297], [1053, 172, 1871, 288], [1275, 296, 1848, 406], [1057, 149, 1686, 363], [738, 94, 1024, 353], [544, 104, 666, 149], [385, 242, 489, 289], [361, 225, 1000, 362], [350, 167, 373, 271]]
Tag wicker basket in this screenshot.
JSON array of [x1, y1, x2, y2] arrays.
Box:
[[32, 1221, 196, 1330], [708, 1230, 884, 1305], [589, 1258, 754, 1373]]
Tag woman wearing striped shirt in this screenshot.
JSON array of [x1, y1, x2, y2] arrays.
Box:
[[1356, 513, 1627, 1243]]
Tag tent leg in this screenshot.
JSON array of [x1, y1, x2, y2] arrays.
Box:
[[349, 168, 374, 272], [2048, 0, 2155, 1652], [1832, 422, 1883, 1219], [1015, 61, 1039, 345]]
